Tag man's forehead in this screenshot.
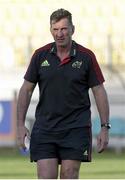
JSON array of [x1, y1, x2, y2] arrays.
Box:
[[51, 18, 70, 26]]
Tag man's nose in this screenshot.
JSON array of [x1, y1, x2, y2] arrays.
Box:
[[57, 30, 63, 37]]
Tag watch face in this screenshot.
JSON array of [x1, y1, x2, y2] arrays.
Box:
[[108, 124, 111, 128], [101, 123, 111, 129]]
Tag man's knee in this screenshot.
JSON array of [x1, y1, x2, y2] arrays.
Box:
[[60, 166, 79, 179], [37, 171, 57, 179], [37, 159, 58, 179], [37, 167, 58, 179]]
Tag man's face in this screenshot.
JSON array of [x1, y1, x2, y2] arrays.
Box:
[[50, 18, 74, 47]]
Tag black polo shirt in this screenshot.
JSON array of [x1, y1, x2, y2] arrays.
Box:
[[24, 41, 105, 131]]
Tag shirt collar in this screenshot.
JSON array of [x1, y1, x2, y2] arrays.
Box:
[[50, 40, 77, 57]]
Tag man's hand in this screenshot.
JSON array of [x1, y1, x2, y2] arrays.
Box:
[[17, 126, 30, 151], [97, 128, 109, 153]]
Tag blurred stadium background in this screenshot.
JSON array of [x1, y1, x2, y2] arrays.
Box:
[[0, 0, 125, 163]]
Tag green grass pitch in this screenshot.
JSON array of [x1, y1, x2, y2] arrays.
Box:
[[0, 148, 125, 179]]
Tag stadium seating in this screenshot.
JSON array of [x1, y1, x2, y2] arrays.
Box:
[[92, 117, 125, 137]]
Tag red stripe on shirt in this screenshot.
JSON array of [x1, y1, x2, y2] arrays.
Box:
[[77, 45, 104, 84]]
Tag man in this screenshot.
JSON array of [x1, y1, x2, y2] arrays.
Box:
[[17, 8, 110, 179]]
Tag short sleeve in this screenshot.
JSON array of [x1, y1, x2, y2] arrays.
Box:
[[87, 52, 105, 87], [24, 50, 39, 84]]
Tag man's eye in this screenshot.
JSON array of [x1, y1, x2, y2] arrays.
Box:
[[53, 29, 58, 31], [62, 28, 67, 30]]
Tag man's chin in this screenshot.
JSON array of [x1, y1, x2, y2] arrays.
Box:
[[56, 42, 66, 47]]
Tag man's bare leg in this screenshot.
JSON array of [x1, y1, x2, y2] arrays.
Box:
[[60, 160, 81, 179], [37, 158, 58, 179]]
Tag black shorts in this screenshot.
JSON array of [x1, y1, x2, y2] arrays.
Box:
[[30, 127, 92, 163]]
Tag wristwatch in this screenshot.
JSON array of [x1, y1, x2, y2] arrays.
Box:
[[101, 123, 111, 129]]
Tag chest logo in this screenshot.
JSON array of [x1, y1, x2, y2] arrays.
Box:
[[72, 61, 82, 69], [41, 60, 50, 67]]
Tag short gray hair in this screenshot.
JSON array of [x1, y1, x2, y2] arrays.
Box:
[[50, 8, 73, 26]]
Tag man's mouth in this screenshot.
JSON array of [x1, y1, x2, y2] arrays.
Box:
[[57, 38, 64, 41]]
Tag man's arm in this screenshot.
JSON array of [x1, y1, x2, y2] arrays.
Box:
[[17, 80, 36, 150], [92, 84, 110, 153]]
